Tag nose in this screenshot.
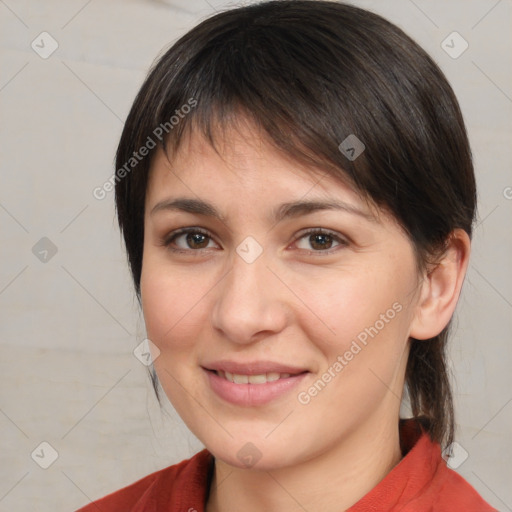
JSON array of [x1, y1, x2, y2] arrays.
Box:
[[211, 253, 289, 345]]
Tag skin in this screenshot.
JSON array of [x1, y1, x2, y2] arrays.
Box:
[[140, 121, 470, 512]]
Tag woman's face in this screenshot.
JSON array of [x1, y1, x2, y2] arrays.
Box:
[[141, 124, 423, 470]]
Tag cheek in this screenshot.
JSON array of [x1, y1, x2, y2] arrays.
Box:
[[284, 262, 411, 355], [297, 270, 413, 406], [293, 279, 411, 427], [140, 258, 211, 353], [140, 259, 211, 417]]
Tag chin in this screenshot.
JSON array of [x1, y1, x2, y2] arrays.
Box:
[[211, 445, 290, 471], [200, 431, 313, 472]]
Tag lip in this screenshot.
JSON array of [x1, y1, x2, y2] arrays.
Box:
[[202, 361, 309, 407]]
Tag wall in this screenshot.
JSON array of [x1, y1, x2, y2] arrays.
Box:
[[0, 0, 510, 510]]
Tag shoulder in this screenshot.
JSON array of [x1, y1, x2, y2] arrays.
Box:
[[400, 420, 497, 511], [75, 449, 212, 512], [348, 420, 498, 512], [428, 461, 498, 512], [398, 426, 497, 511]]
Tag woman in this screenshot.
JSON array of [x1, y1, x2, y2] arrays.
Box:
[[78, 1, 496, 510]]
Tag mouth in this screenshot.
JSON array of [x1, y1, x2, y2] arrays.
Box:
[[202, 362, 309, 406], [213, 369, 296, 384]]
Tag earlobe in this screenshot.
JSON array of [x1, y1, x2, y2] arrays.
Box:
[[409, 229, 471, 340]]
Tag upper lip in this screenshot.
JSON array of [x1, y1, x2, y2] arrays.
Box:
[[203, 360, 308, 375]]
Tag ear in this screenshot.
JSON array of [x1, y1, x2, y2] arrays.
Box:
[[409, 229, 471, 340]]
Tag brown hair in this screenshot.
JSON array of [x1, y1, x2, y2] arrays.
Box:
[[114, 0, 475, 448]]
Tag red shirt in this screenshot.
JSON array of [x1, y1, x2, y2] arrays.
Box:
[[76, 420, 496, 511]]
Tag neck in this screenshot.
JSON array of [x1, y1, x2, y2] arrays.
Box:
[[206, 415, 402, 512]]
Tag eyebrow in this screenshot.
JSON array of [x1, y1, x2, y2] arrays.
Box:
[[150, 197, 377, 223], [273, 199, 376, 223], [151, 198, 225, 220]]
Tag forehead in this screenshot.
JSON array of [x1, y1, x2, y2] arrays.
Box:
[[147, 124, 367, 208]]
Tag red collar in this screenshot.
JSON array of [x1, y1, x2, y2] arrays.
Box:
[[79, 418, 495, 511]]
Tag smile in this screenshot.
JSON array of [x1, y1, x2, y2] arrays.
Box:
[[215, 370, 292, 384], [204, 365, 309, 406]]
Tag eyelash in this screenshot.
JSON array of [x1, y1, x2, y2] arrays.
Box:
[[161, 227, 349, 256]]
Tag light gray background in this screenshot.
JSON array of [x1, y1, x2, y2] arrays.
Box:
[[0, 0, 511, 510]]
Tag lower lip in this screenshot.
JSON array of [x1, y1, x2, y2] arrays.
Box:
[[205, 369, 308, 407]]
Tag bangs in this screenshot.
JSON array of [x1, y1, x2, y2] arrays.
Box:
[[136, 0, 446, 233], [160, 104, 359, 193], [143, 4, 393, 195], [117, 0, 474, 286], [153, 40, 366, 194]]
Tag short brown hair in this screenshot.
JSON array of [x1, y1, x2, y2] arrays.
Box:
[[115, 0, 476, 448]]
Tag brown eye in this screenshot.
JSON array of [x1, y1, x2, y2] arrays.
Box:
[[294, 229, 347, 253], [186, 232, 210, 249], [164, 228, 218, 252], [309, 233, 334, 250]]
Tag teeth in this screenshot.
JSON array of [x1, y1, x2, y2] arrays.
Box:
[[248, 374, 267, 384], [217, 370, 294, 384], [233, 374, 249, 384]]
